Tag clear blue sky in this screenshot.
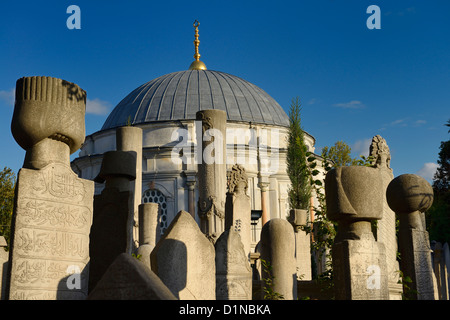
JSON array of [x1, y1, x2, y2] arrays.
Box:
[[1, 0, 449, 183]]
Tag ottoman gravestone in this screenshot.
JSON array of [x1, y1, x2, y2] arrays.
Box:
[[7, 76, 94, 299], [196, 109, 227, 244], [225, 164, 252, 261], [325, 166, 389, 300], [260, 218, 297, 300], [369, 135, 403, 299], [88, 150, 136, 293], [151, 210, 216, 299], [215, 228, 252, 300], [387, 174, 436, 300]]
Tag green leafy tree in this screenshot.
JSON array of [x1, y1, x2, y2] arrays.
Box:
[[433, 140, 450, 193], [321, 140, 373, 167], [427, 119, 450, 243], [0, 167, 16, 250], [286, 97, 311, 210], [321, 140, 357, 167]]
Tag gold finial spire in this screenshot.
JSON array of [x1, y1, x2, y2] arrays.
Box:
[[189, 20, 207, 70]]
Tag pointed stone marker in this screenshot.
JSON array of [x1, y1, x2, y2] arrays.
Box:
[[151, 210, 215, 299], [88, 253, 176, 300]]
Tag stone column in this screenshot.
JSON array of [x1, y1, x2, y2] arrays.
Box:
[[386, 174, 435, 300], [325, 166, 389, 300], [135, 202, 159, 268], [258, 181, 270, 226], [225, 164, 252, 261], [260, 218, 297, 300], [196, 109, 227, 243], [89, 151, 136, 293], [288, 209, 312, 280], [186, 179, 196, 219], [116, 126, 143, 253], [7, 76, 94, 300]]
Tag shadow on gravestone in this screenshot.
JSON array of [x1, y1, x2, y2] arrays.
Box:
[[87, 253, 176, 300], [150, 210, 216, 299], [57, 265, 90, 300], [151, 239, 187, 299]]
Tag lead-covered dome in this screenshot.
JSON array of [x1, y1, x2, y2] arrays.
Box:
[[101, 70, 289, 130]]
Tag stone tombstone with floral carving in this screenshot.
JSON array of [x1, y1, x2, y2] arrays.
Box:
[[215, 228, 252, 300], [7, 76, 94, 300], [369, 135, 403, 299], [225, 164, 251, 260]]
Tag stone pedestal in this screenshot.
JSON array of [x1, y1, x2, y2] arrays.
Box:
[[196, 109, 227, 243], [288, 209, 312, 280], [325, 166, 389, 300], [387, 174, 435, 300], [332, 226, 389, 300], [7, 76, 93, 300], [89, 151, 136, 293], [215, 229, 252, 300], [260, 218, 297, 300]]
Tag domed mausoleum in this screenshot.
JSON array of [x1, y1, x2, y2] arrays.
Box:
[[71, 23, 317, 253]]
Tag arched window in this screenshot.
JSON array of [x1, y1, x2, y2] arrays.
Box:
[[142, 189, 168, 236]]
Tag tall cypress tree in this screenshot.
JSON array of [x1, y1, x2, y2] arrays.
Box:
[[286, 97, 311, 210]]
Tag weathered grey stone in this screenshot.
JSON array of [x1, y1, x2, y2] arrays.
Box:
[[0, 237, 8, 300], [326, 166, 383, 226], [151, 210, 215, 299], [196, 109, 227, 243], [136, 203, 160, 268], [289, 209, 312, 280], [11, 77, 87, 170], [433, 242, 449, 300], [89, 150, 136, 293], [325, 166, 389, 300], [225, 164, 251, 260], [369, 135, 403, 299], [444, 242, 450, 298], [116, 126, 142, 253], [387, 174, 435, 300], [88, 253, 176, 300], [215, 228, 252, 300], [94, 150, 136, 184], [260, 218, 297, 300], [386, 174, 434, 215], [7, 76, 93, 300]]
